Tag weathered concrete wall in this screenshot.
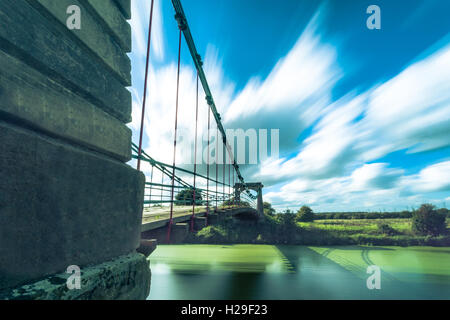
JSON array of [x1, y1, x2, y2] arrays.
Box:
[[0, 0, 150, 298], [0, 122, 144, 289], [0, 253, 150, 300]]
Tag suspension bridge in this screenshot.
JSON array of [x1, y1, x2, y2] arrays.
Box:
[[0, 0, 264, 299], [134, 0, 265, 243]]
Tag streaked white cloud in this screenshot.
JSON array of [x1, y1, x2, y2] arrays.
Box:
[[402, 161, 450, 193], [253, 42, 450, 209], [224, 12, 341, 155], [360, 43, 450, 160], [130, 0, 164, 64], [130, 48, 231, 181], [254, 94, 365, 184], [349, 163, 404, 191], [128, 3, 450, 211], [265, 161, 448, 212]]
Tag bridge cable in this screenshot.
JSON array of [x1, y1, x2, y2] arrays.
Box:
[[206, 88, 211, 225], [190, 72, 199, 232], [137, 0, 155, 171], [228, 154, 231, 203], [161, 172, 164, 203], [171, 0, 246, 187], [223, 139, 225, 204], [167, 29, 183, 243], [215, 127, 219, 211], [134, 144, 191, 188], [149, 165, 154, 206], [134, 143, 229, 188], [232, 166, 234, 205]]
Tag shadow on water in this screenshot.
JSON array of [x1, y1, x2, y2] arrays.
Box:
[[276, 245, 395, 276], [271, 246, 376, 299], [148, 245, 450, 300], [222, 272, 264, 300], [274, 245, 390, 271], [328, 246, 395, 251]]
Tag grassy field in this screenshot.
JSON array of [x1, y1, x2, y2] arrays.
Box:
[[298, 218, 450, 236], [293, 217, 450, 246], [188, 215, 450, 246]]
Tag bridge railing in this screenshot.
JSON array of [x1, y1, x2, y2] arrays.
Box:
[[132, 143, 256, 213], [133, 0, 257, 240]]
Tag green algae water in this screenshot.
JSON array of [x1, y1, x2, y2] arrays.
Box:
[[147, 245, 450, 300]]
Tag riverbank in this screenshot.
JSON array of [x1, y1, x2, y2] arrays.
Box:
[[185, 215, 450, 246]]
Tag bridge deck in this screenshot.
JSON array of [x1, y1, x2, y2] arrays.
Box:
[[141, 205, 255, 232]]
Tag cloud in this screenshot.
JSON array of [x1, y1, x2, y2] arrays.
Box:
[[130, 47, 234, 181], [129, 9, 343, 183], [224, 11, 341, 155], [128, 3, 450, 211], [350, 163, 403, 191], [254, 94, 365, 185], [402, 161, 450, 193], [253, 41, 450, 199], [360, 43, 450, 159], [130, 0, 164, 66], [266, 160, 450, 212]]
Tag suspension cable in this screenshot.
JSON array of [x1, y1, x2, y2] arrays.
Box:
[[172, 0, 245, 186], [134, 144, 230, 188], [229, 156, 231, 203], [134, 145, 191, 188], [137, 0, 155, 171], [167, 29, 183, 243], [149, 165, 154, 206], [206, 93, 211, 224], [215, 127, 218, 211], [161, 172, 164, 203], [223, 141, 225, 204], [232, 165, 235, 205], [190, 72, 199, 232]]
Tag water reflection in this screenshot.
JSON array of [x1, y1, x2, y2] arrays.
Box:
[[148, 245, 450, 300]]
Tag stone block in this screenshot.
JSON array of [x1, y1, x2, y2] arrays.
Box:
[[137, 239, 157, 257], [30, 0, 131, 85], [0, 253, 151, 300], [0, 122, 145, 290], [0, 49, 131, 162], [0, 0, 131, 123], [85, 0, 131, 52], [114, 0, 131, 20]]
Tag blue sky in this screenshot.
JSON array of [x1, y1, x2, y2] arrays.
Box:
[[127, 0, 450, 212]]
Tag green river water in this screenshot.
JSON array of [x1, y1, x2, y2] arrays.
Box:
[[147, 245, 450, 300]]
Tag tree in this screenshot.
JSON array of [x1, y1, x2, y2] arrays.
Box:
[[436, 208, 450, 216], [296, 206, 314, 222], [412, 204, 446, 236], [277, 211, 296, 224], [175, 188, 202, 206], [275, 211, 298, 243], [377, 223, 397, 236], [223, 197, 249, 207], [263, 202, 275, 216]]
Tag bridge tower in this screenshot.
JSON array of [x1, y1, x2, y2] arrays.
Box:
[[234, 183, 264, 218]]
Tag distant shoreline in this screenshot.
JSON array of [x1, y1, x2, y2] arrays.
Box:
[[184, 215, 450, 247]]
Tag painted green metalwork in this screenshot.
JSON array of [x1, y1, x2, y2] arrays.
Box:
[[132, 143, 231, 188], [171, 0, 253, 198]]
